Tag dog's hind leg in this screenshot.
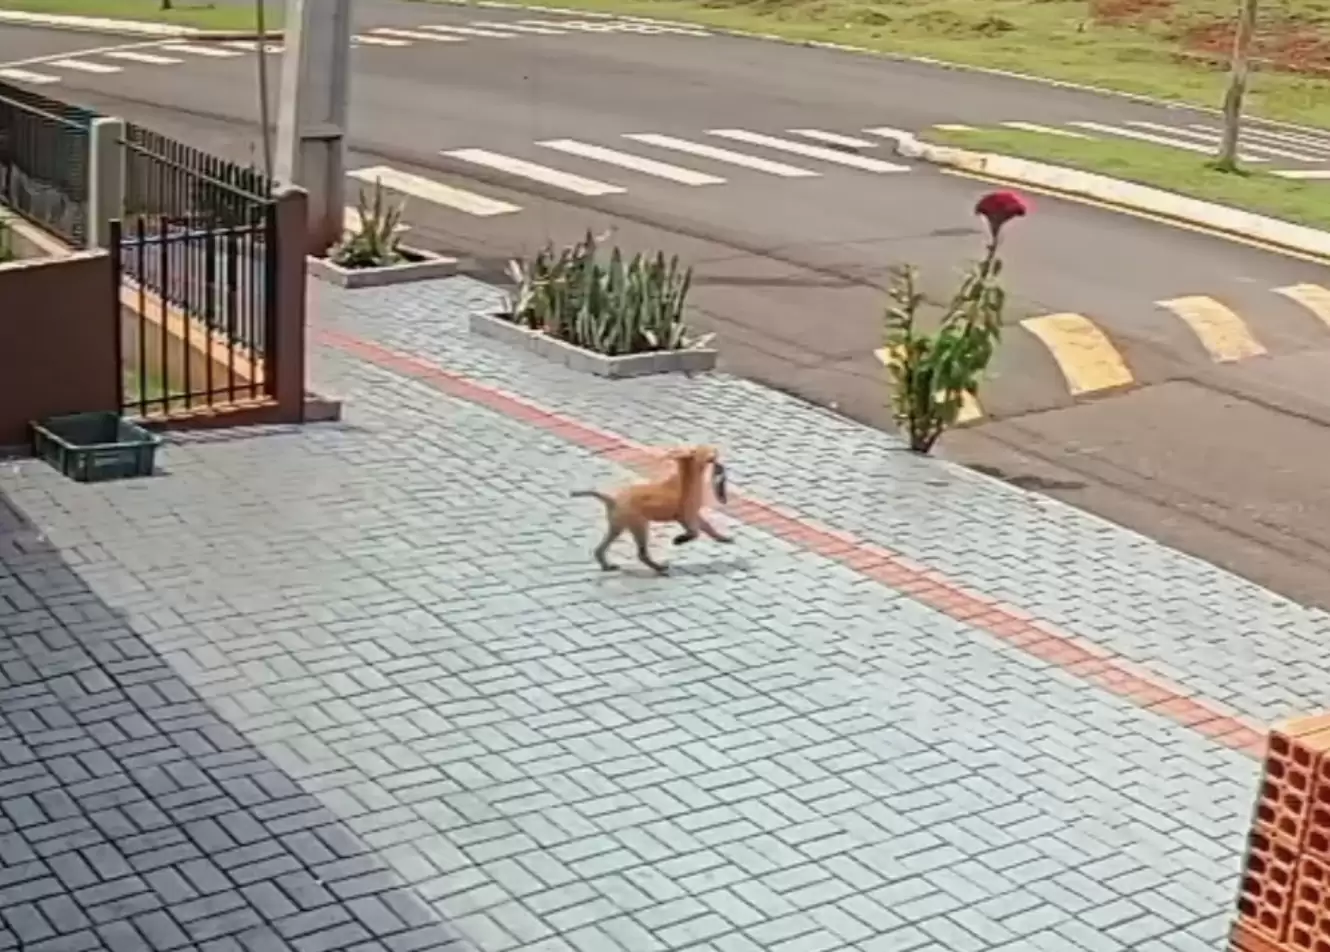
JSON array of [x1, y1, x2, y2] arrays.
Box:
[[593, 525, 623, 571], [631, 524, 669, 574]]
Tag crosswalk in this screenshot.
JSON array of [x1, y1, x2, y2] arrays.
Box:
[[937, 118, 1330, 178], [0, 14, 707, 86], [341, 126, 913, 222], [876, 284, 1330, 425]]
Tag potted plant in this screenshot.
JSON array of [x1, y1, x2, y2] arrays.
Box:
[[470, 229, 717, 378], [307, 178, 457, 288]]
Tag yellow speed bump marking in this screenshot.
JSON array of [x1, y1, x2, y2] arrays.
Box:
[[1020, 312, 1134, 395], [874, 346, 984, 423], [1274, 283, 1330, 329], [1156, 295, 1267, 363]]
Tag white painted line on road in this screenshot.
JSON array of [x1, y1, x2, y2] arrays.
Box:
[[470, 20, 567, 34], [623, 133, 818, 177], [933, 123, 976, 132], [1125, 120, 1320, 162], [1000, 121, 1093, 138], [47, 58, 121, 74], [787, 129, 880, 149], [371, 27, 465, 42], [1271, 169, 1330, 179], [222, 40, 285, 54], [348, 165, 521, 217], [861, 127, 919, 147], [1275, 284, 1330, 329], [442, 149, 626, 196], [0, 67, 60, 83], [537, 139, 724, 185], [421, 23, 520, 38], [161, 43, 245, 58], [352, 34, 411, 46], [1069, 120, 1268, 162], [708, 129, 911, 172], [100, 49, 183, 65], [1157, 295, 1266, 363], [1219, 124, 1330, 154]]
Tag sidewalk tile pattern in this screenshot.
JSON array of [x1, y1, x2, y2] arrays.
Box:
[[0, 275, 1294, 951], [310, 276, 1330, 727]]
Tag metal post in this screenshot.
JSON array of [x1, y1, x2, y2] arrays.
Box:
[[274, 0, 353, 256], [86, 116, 124, 250]]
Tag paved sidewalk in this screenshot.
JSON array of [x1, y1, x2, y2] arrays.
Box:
[[1, 275, 1322, 952]]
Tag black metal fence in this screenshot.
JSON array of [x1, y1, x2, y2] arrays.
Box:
[[0, 79, 92, 247], [114, 125, 278, 418]]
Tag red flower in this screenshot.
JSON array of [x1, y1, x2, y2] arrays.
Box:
[[974, 190, 1029, 236]]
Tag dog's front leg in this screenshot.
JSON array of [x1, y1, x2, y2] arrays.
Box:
[[672, 518, 699, 546]]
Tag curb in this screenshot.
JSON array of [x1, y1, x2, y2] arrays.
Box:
[[429, 0, 1330, 140], [886, 130, 1330, 263], [0, 10, 283, 41]]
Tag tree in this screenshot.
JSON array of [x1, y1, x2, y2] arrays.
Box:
[[1214, 0, 1259, 173]]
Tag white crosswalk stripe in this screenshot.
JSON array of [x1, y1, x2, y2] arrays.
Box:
[[348, 165, 521, 217], [0, 67, 59, 84], [353, 34, 412, 46], [421, 23, 519, 38], [160, 43, 245, 58], [370, 27, 465, 42], [708, 129, 911, 172], [1125, 120, 1321, 162], [1070, 120, 1268, 162], [471, 20, 567, 33], [787, 129, 880, 149], [48, 58, 121, 74], [222, 40, 285, 53], [101, 50, 183, 65], [1001, 120, 1092, 139], [1223, 124, 1330, 155], [537, 138, 724, 185], [443, 148, 626, 196], [623, 133, 818, 177]]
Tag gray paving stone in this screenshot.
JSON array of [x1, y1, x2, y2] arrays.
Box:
[[0, 280, 1282, 952]]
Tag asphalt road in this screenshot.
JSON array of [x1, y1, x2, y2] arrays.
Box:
[[5, 5, 1330, 608]]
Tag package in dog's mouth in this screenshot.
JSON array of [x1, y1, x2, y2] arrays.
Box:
[[711, 461, 728, 505]]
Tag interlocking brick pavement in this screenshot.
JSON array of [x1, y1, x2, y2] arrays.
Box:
[[0, 274, 1317, 951], [310, 276, 1330, 727]]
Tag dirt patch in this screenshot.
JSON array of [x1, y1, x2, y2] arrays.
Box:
[[1090, 0, 1174, 24], [1180, 17, 1330, 76]]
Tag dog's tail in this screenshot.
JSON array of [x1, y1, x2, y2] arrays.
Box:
[[570, 490, 615, 511]]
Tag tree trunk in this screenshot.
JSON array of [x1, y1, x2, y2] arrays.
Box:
[[1215, 0, 1258, 172]]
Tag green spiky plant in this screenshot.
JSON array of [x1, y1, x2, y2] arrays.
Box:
[[505, 229, 711, 357], [883, 190, 1028, 455], [330, 179, 406, 268]]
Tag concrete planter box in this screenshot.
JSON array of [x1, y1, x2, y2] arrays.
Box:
[[307, 245, 457, 289], [468, 311, 717, 378]]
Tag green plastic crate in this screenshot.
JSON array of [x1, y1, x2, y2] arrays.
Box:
[[31, 411, 161, 483]]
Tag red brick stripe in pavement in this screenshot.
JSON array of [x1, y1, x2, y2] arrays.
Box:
[[319, 329, 1267, 759]]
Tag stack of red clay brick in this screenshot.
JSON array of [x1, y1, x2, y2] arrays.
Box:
[[1231, 715, 1330, 952]]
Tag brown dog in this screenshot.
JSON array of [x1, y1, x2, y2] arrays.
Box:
[[572, 445, 732, 574]]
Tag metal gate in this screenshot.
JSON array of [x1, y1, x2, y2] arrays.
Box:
[[111, 124, 278, 418]]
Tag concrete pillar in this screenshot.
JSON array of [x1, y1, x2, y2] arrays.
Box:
[[86, 116, 124, 250], [274, 0, 353, 256]]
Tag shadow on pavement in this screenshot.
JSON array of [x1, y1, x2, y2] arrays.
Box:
[[0, 482, 476, 951]]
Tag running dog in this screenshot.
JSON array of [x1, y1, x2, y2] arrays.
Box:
[[571, 445, 731, 574]]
